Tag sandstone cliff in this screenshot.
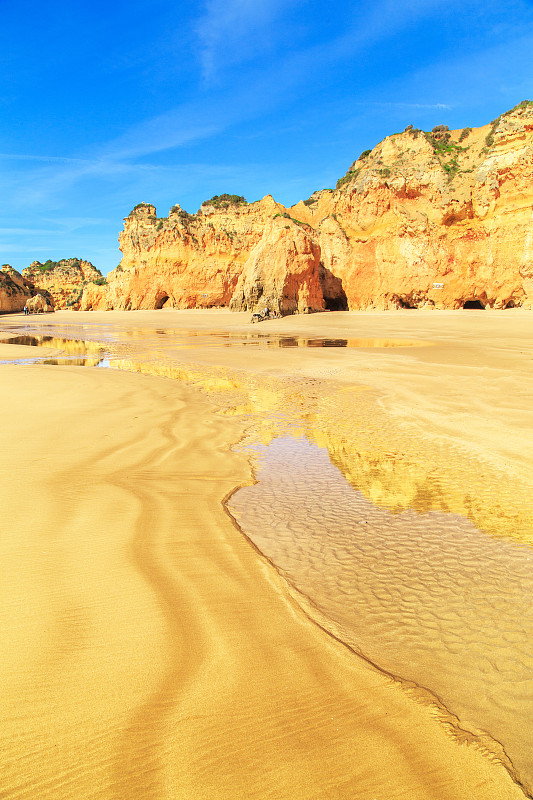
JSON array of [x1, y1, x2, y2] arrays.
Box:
[[24, 258, 105, 310], [311, 101, 533, 310], [0, 265, 31, 313], [0, 264, 54, 314], [81, 101, 533, 312]]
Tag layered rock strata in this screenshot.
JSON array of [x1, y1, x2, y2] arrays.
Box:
[[82, 102, 533, 312], [23, 259, 104, 310]]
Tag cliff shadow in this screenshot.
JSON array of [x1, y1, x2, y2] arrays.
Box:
[[319, 264, 348, 311]]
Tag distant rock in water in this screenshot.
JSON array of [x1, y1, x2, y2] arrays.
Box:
[[23, 258, 105, 310], [82, 102, 533, 312]]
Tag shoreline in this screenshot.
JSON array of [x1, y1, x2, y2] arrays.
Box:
[[1, 310, 532, 798]]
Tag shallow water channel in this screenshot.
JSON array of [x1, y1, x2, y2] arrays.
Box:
[[2, 322, 533, 795], [0, 328, 427, 354]]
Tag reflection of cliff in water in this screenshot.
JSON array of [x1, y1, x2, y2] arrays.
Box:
[[307, 426, 533, 548], [1, 334, 109, 366], [5, 334, 106, 356], [326, 442, 450, 513], [11, 323, 526, 551]]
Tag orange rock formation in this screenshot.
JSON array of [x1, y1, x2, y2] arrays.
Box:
[[81, 101, 533, 312], [26, 293, 54, 314], [0, 265, 31, 313], [23, 258, 104, 310], [0, 264, 55, 314]]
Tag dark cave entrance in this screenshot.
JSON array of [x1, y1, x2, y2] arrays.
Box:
[[319, 264, 348, 311], [398, 298, 417, 309], [324, 294, 348, 311], [463, 299, 485, 309], [155, 293, 170, 309]]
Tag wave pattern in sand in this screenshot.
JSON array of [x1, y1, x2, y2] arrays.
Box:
[[228, 435, 533, 794]]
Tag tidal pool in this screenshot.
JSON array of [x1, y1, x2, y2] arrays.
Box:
[[228, 435, 533, 793], [1, 334, 108, 366]]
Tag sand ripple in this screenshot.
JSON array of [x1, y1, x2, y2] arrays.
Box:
[[228, 435, 533, 793]]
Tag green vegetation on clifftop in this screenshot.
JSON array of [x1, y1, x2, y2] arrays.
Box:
[[202, 194, 248, 209]]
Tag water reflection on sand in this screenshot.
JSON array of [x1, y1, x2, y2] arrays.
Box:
[[228, 435, 533, 792], [0, 327, 429, 353], [0, 334, 107, 366], [96, 340, 533, 792]]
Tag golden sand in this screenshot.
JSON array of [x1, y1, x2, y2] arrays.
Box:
[[1, 308, 532, 799]]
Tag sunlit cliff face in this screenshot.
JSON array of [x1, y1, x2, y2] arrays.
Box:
[[0, 269, 30, 313], [22, 259, 104, 310], [77, 104, 533, 314]]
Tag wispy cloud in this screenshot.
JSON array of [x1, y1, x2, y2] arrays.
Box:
[[381, 25, 533, 118], [0, 153, 96, 164], [3, 1, 468, 179], [192, 0, 467, 87], [354, 101, 452, 110], [0, 218, 109, 240], [195, 0, 293, 82], [2, 0, 531, 219], [0, 227, 67, 236], [96, 1, 463, 162], [99, 112, 222, 161]]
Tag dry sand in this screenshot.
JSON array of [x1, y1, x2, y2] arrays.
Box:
[[1, 308, 532, 799]]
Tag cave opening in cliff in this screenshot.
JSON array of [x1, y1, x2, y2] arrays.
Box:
[[398, 298, 417, 309], [155, 293, 170, 309], [324, 295, 348, 311], [463, 299, 485, 309], [319, 265, 348, 311]]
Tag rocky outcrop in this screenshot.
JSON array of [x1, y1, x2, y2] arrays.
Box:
[[0, 265, 31, 313], [82, 197, 282, 311], [23, 258, 104, 310], [26, 293, 54, 314], [0, 264, 55, 314], [82, 101, 533, 312], [230, 220, 325, 314]]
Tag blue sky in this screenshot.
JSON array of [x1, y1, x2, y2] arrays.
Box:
[[1, 0, 533, 274]]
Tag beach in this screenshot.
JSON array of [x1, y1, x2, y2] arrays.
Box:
[[1, 309, 532, 799]]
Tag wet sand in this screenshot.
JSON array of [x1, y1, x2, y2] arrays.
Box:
[[229, 436, 533, 792], [1, 309, 532, 799]]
